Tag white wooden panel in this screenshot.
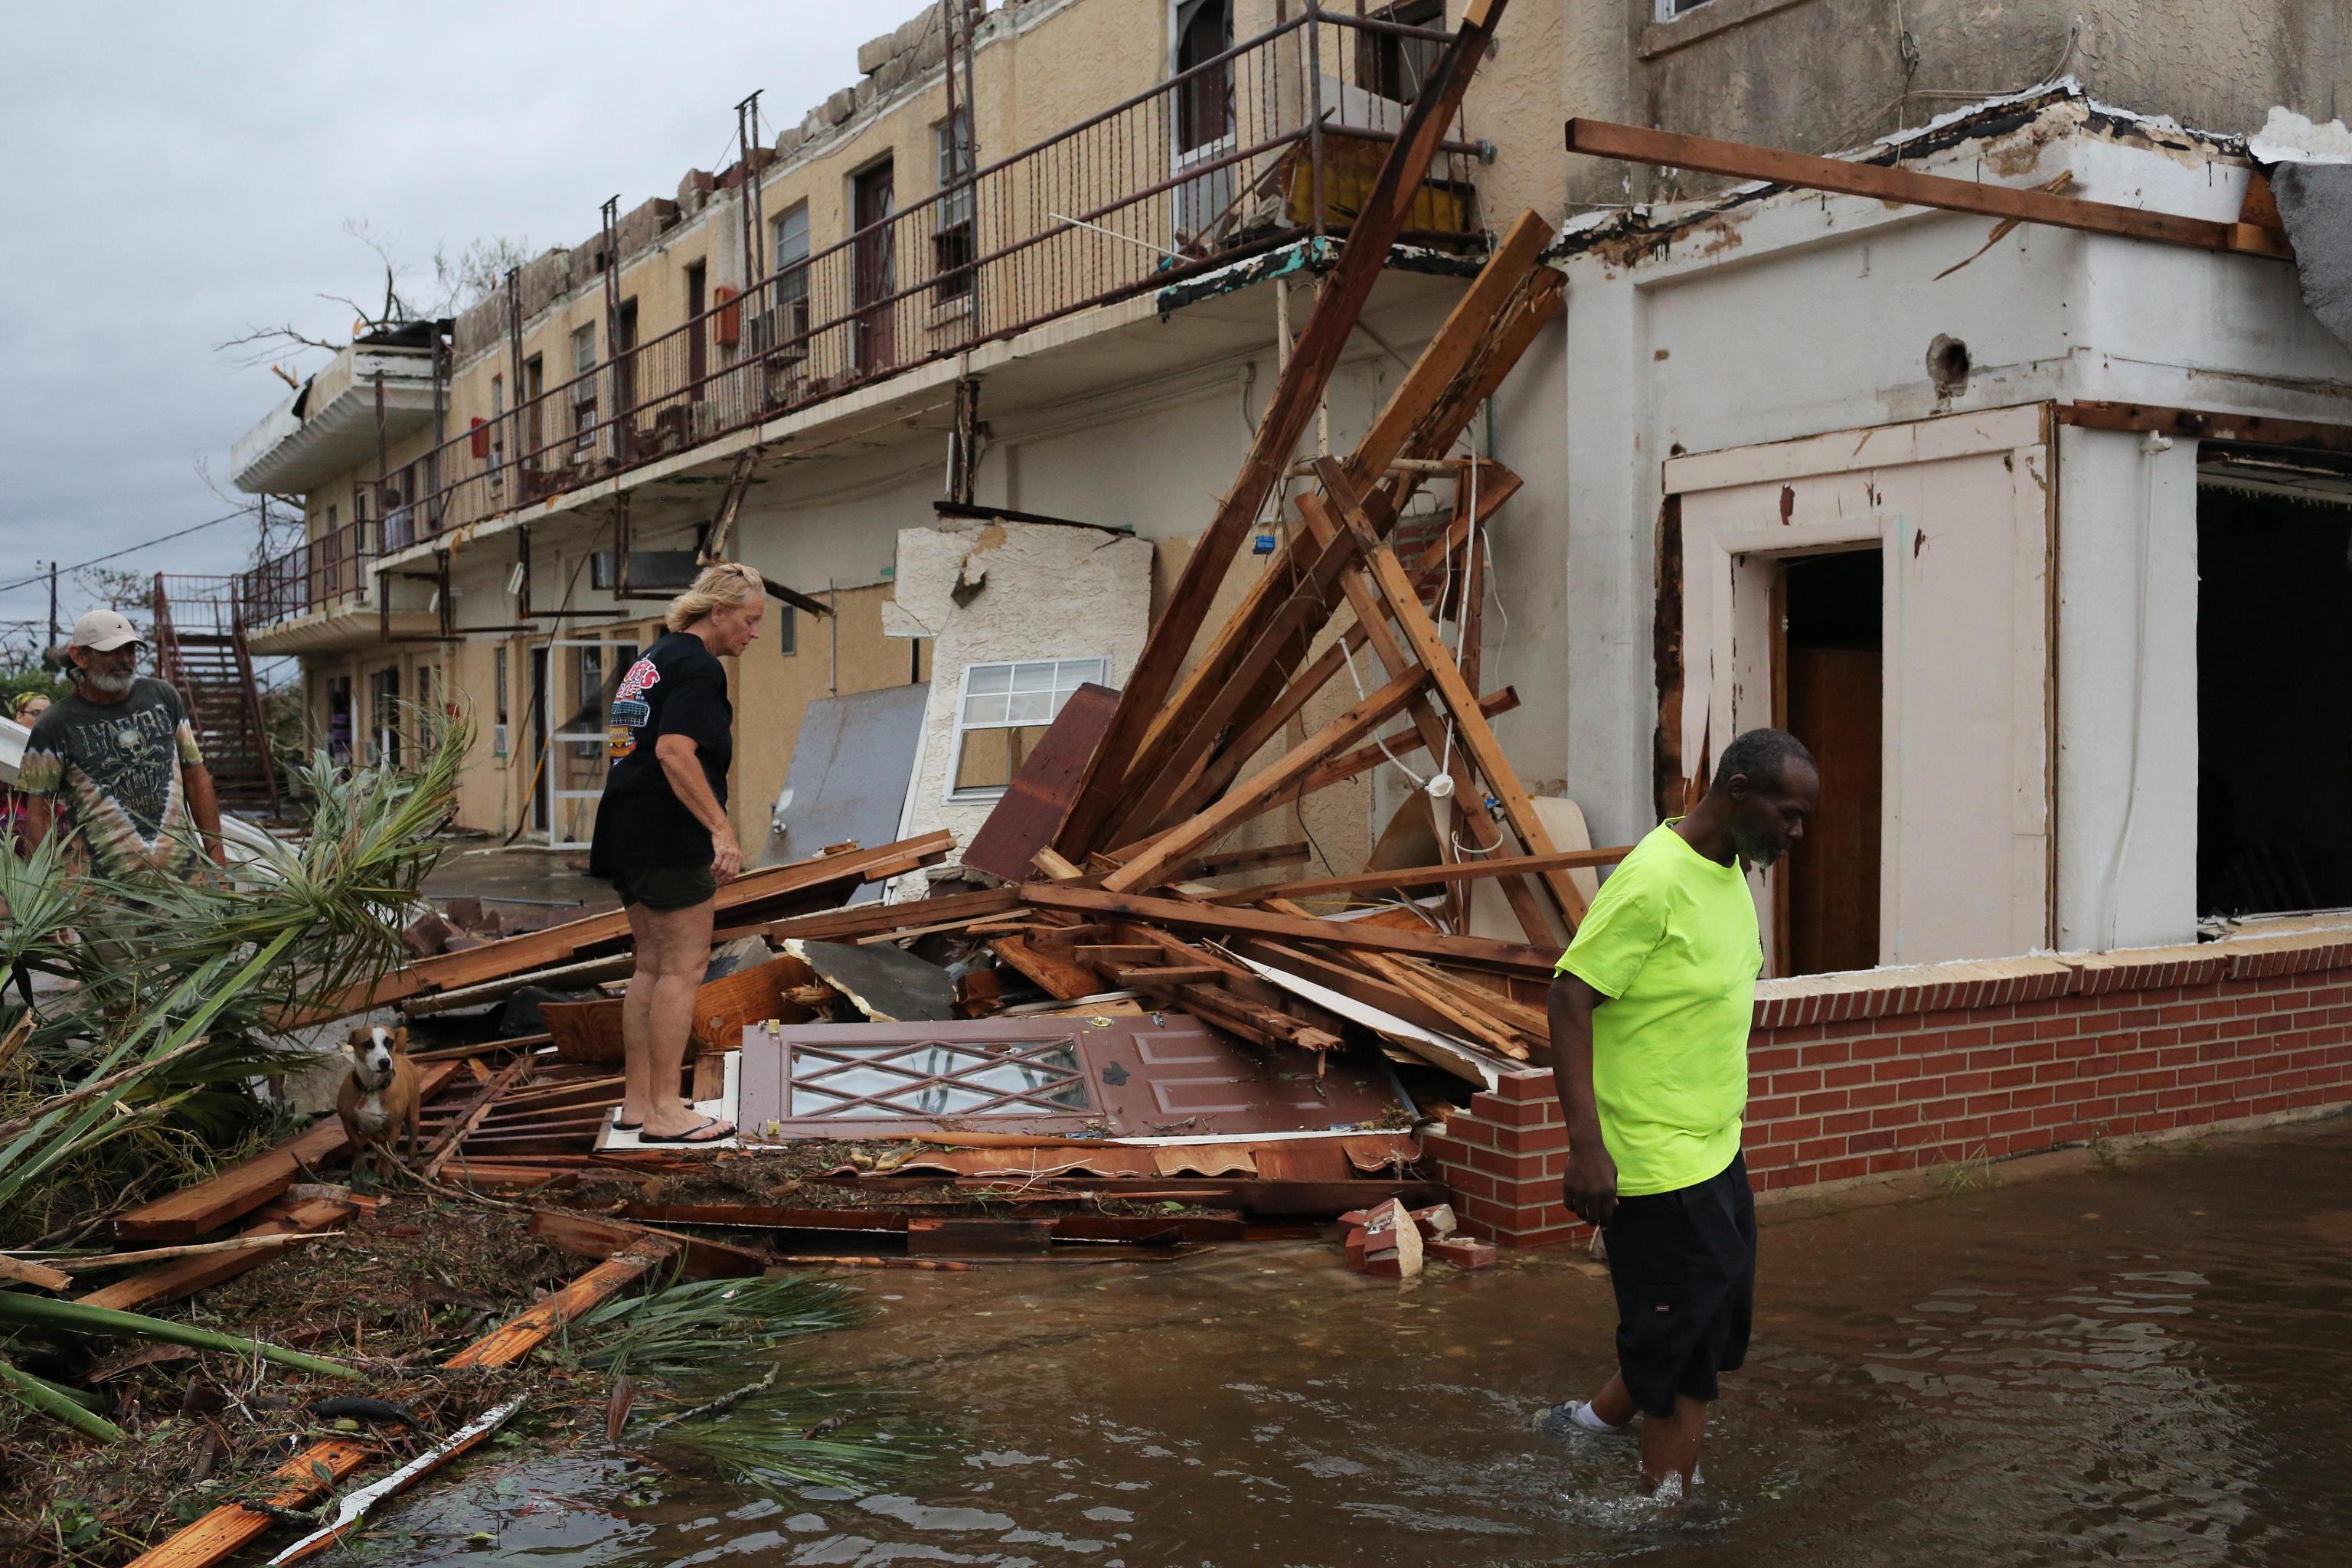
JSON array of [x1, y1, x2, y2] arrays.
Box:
[[1675, 415, 2052, 969]]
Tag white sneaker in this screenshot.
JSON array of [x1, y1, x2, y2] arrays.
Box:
[[1534, 1400, 1635, 1442]]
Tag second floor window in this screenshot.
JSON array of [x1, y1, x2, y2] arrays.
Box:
[[1357, 0, 1445, 105], [570, 322, 598, 441], [934, 110, 975, 304]]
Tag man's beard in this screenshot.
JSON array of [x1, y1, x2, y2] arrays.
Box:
[[83, 667, 134, 695]]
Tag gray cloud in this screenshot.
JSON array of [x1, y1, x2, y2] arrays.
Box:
[[0, 1, 875, 626]]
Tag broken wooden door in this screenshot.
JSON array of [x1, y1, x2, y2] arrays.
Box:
[[735, 1013, 1403, 1142]]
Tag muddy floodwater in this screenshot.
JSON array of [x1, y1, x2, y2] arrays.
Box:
[[366, 1120, 2352, 1566]]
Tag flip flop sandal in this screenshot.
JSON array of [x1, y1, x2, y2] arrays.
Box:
[[637, 1116, 735, 1145]]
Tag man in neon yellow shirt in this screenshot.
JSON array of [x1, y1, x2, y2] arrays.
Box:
[[1540, 728, 1818, 1494]]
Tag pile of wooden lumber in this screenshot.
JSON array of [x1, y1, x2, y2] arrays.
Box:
[[305, 1, 1597, 1088], [747, 5, 1601, 1083]]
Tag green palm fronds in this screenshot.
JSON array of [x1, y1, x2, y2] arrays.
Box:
[[643, 1382, 929, 1493], [1, 704, 466, 1440], [572, 1274, 861, 1376]]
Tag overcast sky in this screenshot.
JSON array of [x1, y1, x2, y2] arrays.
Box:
[[0, 2, 876, 635]]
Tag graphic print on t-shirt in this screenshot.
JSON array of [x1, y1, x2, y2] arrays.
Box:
[[606, 657, 662, 761], [16, 678, 208, 878]]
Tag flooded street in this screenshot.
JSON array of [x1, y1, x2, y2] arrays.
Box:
[[372, 1119, 2352, 1566]]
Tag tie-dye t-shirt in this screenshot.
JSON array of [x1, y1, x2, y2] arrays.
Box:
[[16, 678, 208, 878]]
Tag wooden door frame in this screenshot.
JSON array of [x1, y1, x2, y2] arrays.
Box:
[[1661, 402, 2054, 972]]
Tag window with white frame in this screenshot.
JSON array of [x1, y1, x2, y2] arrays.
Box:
[[569, 322, 598, 443], [762, 202, 813, 353], [933, 111, 976, 305], [949, 657, 1110, 798]]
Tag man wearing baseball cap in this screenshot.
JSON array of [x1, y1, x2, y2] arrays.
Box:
[[16, 609, 226, 878]]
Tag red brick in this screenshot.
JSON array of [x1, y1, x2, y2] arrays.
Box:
[[1429, 1236, 1498, 1269], [1474, 1096, 1563, 1129]]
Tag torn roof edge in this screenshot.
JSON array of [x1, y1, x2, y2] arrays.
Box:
[[1549, 77, 2268, 265]]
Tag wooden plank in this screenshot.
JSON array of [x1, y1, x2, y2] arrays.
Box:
[[1100, 666, 1429, 893], [445, 1239, 678, 1368], [527, 1208, 773, 1280], [1316, 458, 1589, 925], [1118, 214, 1550, 805], [2057, 400, 2352, 456], [77, 1199, 354, 1312], [1053, 1, 1513, 859], [1106, 964, 1226, 985], [421, 1054, 535, 1180], [1022, 884, 1559, 975], [1292, 485, 1555, 942], [1562, 116, 2295, 260], [130, 1239, 678, 1568], [762, 886, 1021, 944], [991, 936, 1110, 1002], [961, 682, 1121, 883], [1157, 472, 1524, 829], [113, 1063, 461, 1242], [1293, 687, 1519, 798], [1202, 846, 1629, 905], [279, 835, 955, 1030]]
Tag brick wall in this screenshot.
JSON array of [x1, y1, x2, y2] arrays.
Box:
[[1426, 926, 2352, 1246]]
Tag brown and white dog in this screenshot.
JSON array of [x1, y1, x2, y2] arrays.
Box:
[[337, 1024, 421, 1180]]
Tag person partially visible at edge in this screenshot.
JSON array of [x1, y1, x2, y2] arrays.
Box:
[[3, 693, 57, 1008], [17, 611, 226, 878], [1538, 727, 1819, 1496], [588, 562, 765, 1145]]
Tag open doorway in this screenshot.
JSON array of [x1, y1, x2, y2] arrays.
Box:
[[1779, 549, 1883, 974], [2197, 485, 2352, 916]]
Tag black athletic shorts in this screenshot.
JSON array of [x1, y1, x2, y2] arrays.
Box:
[[1600, 1150, 1756, 1417], [606, 861, 717, 913]]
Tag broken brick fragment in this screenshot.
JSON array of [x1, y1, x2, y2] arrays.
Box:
[[1429, 1236, 1496, 1269]]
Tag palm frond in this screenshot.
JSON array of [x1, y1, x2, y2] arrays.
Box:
[[572, 1275, 861, 1376], [642, 1381, 930, 1493]]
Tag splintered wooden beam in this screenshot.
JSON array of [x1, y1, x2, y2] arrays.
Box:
[[113, 1063, 462, 1242], [1023, 883, 1559, 975], [129, 1238, 679, 1568], [1295, 687, 1520, 798], [1107, 212, 1554, 827], [1315, 457, 1589, 926], [1144, 466, 1525, 835], [1201, 846, 1631, 905], [1055, 0, 1513, 859], [1101, 667, 1429, 892], [1562, 116, 2294, 260], [1292, 486, 1555, 943]]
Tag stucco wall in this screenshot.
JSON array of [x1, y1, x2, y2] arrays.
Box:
[[1599, 0, 2345, 207], [886, 518, 1154, 883]]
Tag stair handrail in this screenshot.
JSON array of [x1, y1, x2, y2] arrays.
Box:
[[226, 599, 279, 814]]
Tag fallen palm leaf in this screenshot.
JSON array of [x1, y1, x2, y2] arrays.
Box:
[[0, 1292, 363, 1381]]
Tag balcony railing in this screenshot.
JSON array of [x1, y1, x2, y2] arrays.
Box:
[[386, 5, 1484, 548], [237, 518, 380, 631]]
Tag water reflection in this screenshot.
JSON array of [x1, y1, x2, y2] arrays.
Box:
[[372, 1122, 2352, 1566]]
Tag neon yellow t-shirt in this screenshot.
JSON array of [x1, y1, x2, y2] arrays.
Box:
[[1555, 821, 1761, 1196]]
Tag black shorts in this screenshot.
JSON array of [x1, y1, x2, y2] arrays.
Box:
[[606, 861, 717, 913], [1601, 1151, 1756, 1417]]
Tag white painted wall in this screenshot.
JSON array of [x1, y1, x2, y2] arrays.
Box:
[[2053, 425, 2202, 952], [1558, 103, 2352, 959]]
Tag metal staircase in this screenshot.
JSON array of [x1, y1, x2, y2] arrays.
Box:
[[152, 574, 279, 815]]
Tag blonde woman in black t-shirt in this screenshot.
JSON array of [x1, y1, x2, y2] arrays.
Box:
[[590, 563, 765, 1144]]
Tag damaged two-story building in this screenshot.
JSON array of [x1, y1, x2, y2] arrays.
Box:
[[215, 0, 2349, 986]]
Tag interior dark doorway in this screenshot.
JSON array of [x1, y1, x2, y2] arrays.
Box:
[[1779, 548, 1883, 975], [2197, 485, 2352, 916]]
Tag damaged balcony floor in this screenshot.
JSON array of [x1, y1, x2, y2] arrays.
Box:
[[361, 1116, 2352, 1565]]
